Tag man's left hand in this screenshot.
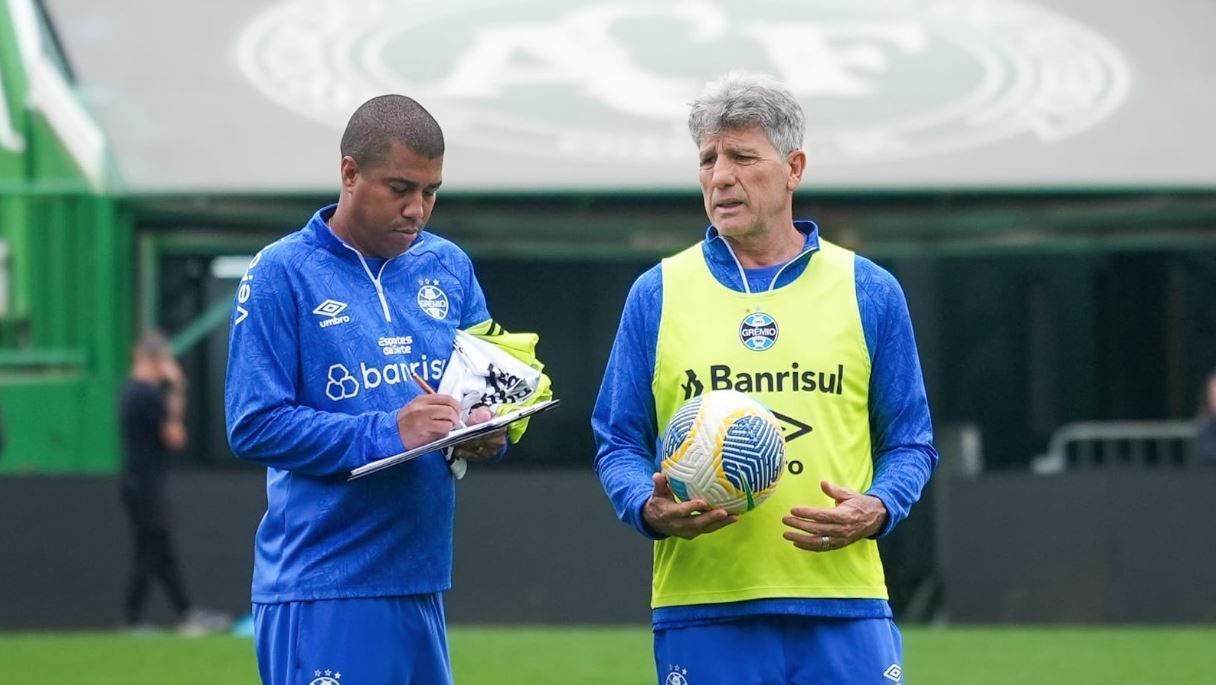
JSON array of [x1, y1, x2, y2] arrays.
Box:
[[451, 406, 507, 463], [781, 480, 888, 552]]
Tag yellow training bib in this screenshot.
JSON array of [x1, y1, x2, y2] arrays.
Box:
[[652, 239, 887, 607]]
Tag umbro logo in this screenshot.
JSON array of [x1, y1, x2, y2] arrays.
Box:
[[313, 299, 351, 328], [313, 299, 348, 317]]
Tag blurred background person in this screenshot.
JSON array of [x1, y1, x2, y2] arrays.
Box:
[[118, 330, 226, 634], [1195, 371, 1216, 466]]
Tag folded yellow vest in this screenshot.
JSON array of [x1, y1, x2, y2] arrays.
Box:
[[462, 320, 553, 444]]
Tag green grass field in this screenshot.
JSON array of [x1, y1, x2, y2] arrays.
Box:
[[0, 625, 1211, 684]]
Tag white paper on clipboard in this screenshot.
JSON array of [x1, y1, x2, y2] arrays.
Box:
[[348, 399, 560, 481]]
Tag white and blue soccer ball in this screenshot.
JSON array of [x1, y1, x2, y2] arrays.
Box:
[[660, 389, 786, 514]]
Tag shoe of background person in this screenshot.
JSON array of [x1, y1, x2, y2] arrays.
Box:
[[120, 621, 163, 636], [176, 608, 232, 636]]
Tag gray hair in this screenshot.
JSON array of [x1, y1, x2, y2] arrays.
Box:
[[687, 71, 805, 156]]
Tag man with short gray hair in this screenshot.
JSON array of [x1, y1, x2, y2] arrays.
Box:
[[593, 71, 938, 684]]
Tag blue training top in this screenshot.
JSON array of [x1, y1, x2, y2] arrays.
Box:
[[225, 205, 490, 604], [592, 221, 939, 629]]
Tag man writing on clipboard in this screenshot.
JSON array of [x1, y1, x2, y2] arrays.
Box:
[[225, 95, 547, 685]]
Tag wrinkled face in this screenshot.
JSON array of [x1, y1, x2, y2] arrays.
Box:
[[697, 125, 804, 240], [340, 142, 443, 258]]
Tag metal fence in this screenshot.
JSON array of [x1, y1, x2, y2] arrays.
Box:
[[1035, 420, 1198, 472]]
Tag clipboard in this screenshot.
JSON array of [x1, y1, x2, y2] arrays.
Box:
[[348, 399, 561, 481]]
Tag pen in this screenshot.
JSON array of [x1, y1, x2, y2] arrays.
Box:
[[411, 369, 462, 433], [411, 371, 436, 395]]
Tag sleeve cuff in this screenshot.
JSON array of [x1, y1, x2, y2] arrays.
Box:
[[863, 488, 900, 539], [371, 411, 406, 464], [630, 490, 667, 541]]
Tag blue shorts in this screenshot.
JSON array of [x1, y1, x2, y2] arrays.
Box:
[[253, 594, 450, 685], [654, 616, 904, 685]]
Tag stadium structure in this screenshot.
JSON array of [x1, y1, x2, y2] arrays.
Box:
[[2, 0, 1215, 630]]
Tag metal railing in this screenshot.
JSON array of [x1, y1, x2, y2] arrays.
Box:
[[1035, 420, 1198, 472]]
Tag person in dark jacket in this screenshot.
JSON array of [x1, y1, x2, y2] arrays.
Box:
[[119, 330, 225, 633], [1195, 371, 1216, 466]]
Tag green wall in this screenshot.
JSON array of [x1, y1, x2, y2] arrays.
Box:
[[0, 2, 131, 473], [0, 190, 133, 473]]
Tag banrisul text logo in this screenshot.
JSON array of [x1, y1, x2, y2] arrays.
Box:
[[324, 358, 446, 400], [237, 0, 1128, 168], [740, 312, 778, 351]]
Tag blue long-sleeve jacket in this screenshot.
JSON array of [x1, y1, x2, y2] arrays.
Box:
[[592, 221, 938, 628], [225, 205, 490, 603]]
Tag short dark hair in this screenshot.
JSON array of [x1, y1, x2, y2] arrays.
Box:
[[135, 329, 171, 359], [340, 95, 445, 168]]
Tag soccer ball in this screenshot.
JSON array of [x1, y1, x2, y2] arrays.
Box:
[[660, 389, 786, 514]]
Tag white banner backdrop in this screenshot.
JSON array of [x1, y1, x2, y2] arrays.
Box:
[[47, 0, 1216, 192]]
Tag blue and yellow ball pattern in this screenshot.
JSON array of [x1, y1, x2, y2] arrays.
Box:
[[660, 389, 786, 514]]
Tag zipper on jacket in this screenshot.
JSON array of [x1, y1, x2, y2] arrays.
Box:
[[716, 237, 753, 294], [343, 244, 394, 322], [715, 235, 818, 293], [766, 245, 818, 292]]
